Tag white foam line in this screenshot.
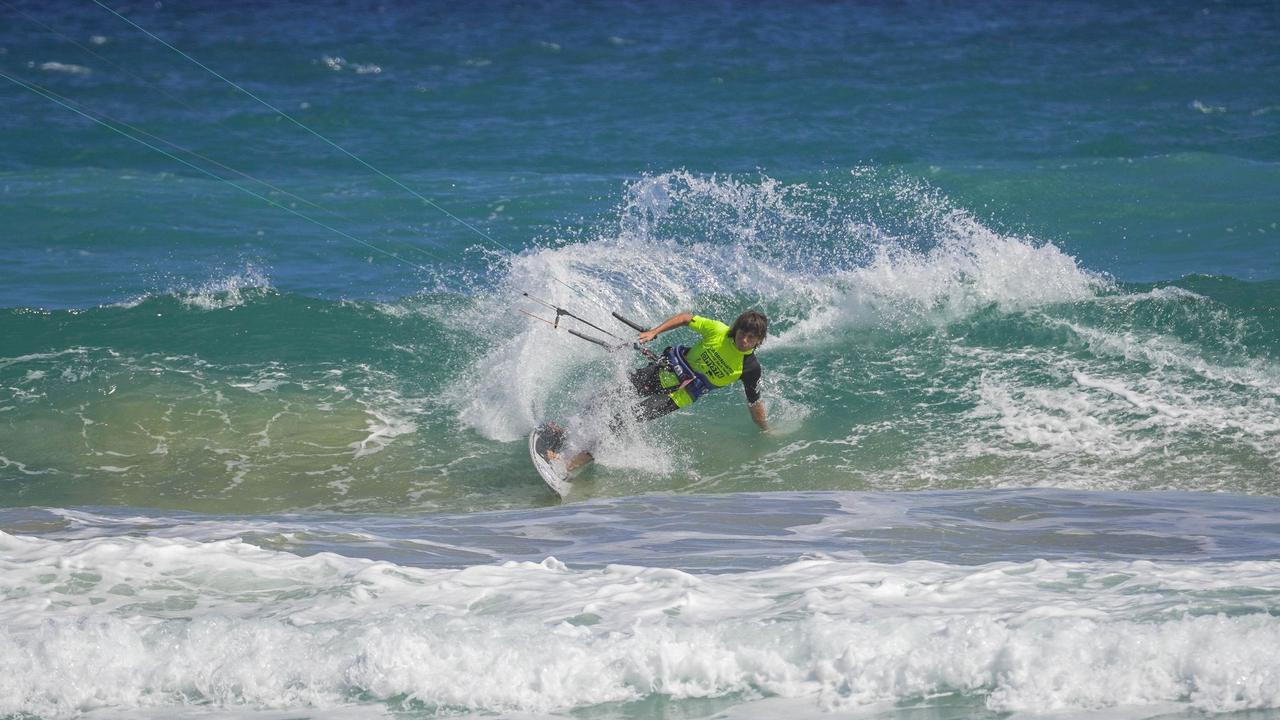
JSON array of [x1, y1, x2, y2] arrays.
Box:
[[351, 408, 417, 458], [1059, 320, 1280, 397], [0, 347, 92, 370], [0, 455, 58, 476], [1072, 371, 1187, 418]]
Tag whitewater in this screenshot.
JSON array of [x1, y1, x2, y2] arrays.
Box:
[[3, 489, 1280, 719]]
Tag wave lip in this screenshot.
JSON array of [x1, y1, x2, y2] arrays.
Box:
[[454, 169, 1112, 443], [779, 225, 1108, 347], [174, 266, 275, 310]]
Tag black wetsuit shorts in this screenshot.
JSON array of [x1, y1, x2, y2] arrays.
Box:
[[627, 361, 681, 423]]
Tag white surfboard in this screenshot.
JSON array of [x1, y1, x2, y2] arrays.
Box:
[[528, 421, 571, 497]]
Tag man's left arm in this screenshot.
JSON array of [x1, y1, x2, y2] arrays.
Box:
[[749, 400, 769, 432]]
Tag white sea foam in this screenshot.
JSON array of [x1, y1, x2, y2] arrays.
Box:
[[934, 328, 1280, 493], [229, 365, 289, 394], [0, 455, 56, 476], [971, 373, 1133, 457], [177, 265, 273, 309], [1192, 99, 1227, 114], [39, 61, 92, 76], [776, 219, 1106, 347], [1060, 319, 1280, 399], [0, 347, 92, 370], [319, 55, 382, 74], [1, 530, 1277, 718], [105, 293, 150, 309], [351, 406, 417, 458]]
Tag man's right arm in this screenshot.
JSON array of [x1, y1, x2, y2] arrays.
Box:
[[637, 312, 692, 343]]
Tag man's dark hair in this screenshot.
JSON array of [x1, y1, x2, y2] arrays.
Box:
[[728, 310, 768, 344]]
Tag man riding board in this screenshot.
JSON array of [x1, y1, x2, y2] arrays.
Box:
[[548, 309, 769, 472]]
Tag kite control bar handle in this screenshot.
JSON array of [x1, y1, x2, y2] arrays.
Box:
[[612, 312, 663, 362], [612, 312, 647, 333], [569, 329, 610, 348]]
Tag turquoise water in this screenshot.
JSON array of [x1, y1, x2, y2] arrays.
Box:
[[2, 1, 1279, 718]]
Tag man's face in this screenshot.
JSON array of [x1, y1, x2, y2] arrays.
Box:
[[734, 333, 761, 352]]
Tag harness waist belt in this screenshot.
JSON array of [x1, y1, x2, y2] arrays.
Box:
[[665, 346, 714, 402]]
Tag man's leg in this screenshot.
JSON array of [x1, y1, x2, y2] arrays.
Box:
[[563, 363, 677, 471], [633, 392, 679, 423], [629, 362, 666, 394]]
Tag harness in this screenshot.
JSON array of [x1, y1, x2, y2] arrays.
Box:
[[663, 345, 715, 402]]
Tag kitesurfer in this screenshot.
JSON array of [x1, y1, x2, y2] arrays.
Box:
[[549, 309, 769, 471]]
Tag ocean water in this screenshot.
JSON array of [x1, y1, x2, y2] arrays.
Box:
[[1, 1, 1278, 718]]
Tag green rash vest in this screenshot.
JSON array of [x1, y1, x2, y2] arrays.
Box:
[[667, 315, 759, 408]]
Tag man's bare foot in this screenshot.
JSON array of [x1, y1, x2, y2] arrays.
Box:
[[545, 449, 593, 472], [567, 451, 594, 472], [545, 448, 593, 471]]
